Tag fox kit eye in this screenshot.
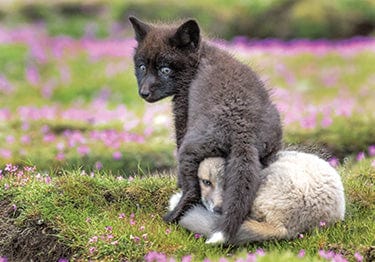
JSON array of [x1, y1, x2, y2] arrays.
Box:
[[139, 64, 146, 72], [201, 179, 212, 187], [160, 66, 172, 75]]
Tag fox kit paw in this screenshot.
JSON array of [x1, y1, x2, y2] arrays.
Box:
[[206, 232, 226, 244], [168, 192, 182, 211]]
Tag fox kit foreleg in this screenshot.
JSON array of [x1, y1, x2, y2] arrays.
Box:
[[214, 144, 262, 243], [164, 134, 224, 223]]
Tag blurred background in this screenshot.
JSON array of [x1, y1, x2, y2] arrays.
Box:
[[0, 0, 374, 175], [1, 0, 374, 39]]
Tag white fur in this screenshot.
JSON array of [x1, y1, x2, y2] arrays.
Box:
[[206, 232, 225, 244], [168, 191, 182, 211], [170, 151, 345, 245]]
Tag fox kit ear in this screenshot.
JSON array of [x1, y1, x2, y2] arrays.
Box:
[[129, 16, 151, 42], [170, 19, 200, 50]]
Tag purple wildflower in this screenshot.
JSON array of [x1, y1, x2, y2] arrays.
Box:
[[88, 236, 98, 243], [112, 151, 122, 160], [328, 157, 339, 167], [298, 249, 305, 258], [89, 247, 96, 254], [130, 235, 141, 244], [354, 252, 363, 262], [368, 145, 375, 157], [144, 251, 168, 262], [356, 152, 365, 161], [95, 161, 103, 170], [255, 248, 265, 256], [181, 255, 192, 262]]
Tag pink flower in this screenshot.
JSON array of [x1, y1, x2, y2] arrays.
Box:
[[255, 248, 265, 256], [26, 66, 40, 86], [4, 184, 9, 190], [95, 161, 103, 170], [12, 204, 17, 211], [111, 240, 119, 245], [130, 219, 136, 226], [88, 236, 98, 243], [6, 135, 15, 144], [56, 153, 65, 161], [107, 234, 114, 240], [368, 145, 375, 157], [165, 228, 171, 235], [139, 225, 145, 231], [44, 176, 52, 184], [182, 255, 192, 262], [43, 133, 56, 143], [194, 233, 201, 239], [354, 252, 363, 262], [86, 217, 92, 223], [89, 247, 96, 254], [0, 149, 12, 159], [112, 151, 122, 160], [105, 226, 112, 232], [356, 152, 365, 161], [21, 135, 31, 144], [77, 145, 90, 156], [328, 157, 339, 167], [297, 249, 305, 258], [144, 251, 168, 262], [319, 221, 326, 227], [0, 258, 8, 262], [142, 233, 148, 240], [118, 213, 126, 219], [371, 160, 375, 168], [130, 235, 140, 243], [298, 233, 304, 239]]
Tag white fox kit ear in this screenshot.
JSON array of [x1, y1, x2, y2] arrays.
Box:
[[170, 19, 200, 50], [129, 16, 151, 42]]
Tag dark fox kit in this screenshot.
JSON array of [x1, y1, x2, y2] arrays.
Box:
[[129, 17, 282, 242]]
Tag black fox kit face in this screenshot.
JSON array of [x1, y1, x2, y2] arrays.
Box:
[[129, 17, 200, 103], [198, 157, 225, 214]]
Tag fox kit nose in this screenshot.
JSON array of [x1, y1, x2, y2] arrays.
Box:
[[213, 206, 223, 214], [140, 90, 150, 99]]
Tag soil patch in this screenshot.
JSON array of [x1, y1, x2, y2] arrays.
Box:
[[0, 199, 72, 261]]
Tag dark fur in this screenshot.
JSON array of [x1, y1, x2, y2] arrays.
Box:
[[129, 17, 283, 241]]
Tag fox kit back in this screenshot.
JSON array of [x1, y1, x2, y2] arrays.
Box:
[[129, 17, 283, 241]]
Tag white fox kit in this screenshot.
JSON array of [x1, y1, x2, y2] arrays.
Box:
[[169, 151, 346, 245]]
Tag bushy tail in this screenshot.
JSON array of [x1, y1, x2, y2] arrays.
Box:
[[179, 205, 220, 236], [179, 207, 288, 245], [233, 219, 288, 245]]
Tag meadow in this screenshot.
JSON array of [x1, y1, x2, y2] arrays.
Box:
[[0, 22, 375, 261]]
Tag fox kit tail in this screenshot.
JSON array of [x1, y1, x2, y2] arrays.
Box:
[[180, 210, 288, 244], [179, 205, 220, 236], [234, 220, 288, 245]]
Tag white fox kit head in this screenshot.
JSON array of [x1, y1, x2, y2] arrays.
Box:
[[197, 157, 226, 214]]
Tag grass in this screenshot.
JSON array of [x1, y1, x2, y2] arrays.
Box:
[[1, 160, 374, 261]]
